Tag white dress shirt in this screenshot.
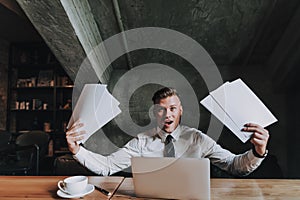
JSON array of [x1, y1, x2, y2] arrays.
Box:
[[74, 125, 264, 176]]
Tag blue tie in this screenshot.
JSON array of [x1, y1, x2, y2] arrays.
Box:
[[164, 135, 175, 157]]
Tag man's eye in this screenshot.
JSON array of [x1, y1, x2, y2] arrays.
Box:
[[170, 107, 176, 111]]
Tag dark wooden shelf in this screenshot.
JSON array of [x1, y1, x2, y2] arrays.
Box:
[[12, 86, 55, 90], [12, 86, 74, 90], [7, 42, 74, 157], [11, 109, 54, 112], [56, 85, 74, 89]]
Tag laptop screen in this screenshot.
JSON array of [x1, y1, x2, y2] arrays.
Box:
[[131, 157, 210, 200]]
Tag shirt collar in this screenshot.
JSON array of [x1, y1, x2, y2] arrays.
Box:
[[157, 125, 181, 143]]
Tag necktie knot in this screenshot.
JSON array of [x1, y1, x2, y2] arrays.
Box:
[[165, 135, 173, 144], [164, 135, 175, 157]]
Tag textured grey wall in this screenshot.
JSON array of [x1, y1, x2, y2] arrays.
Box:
[[90, 0, 274, 65]]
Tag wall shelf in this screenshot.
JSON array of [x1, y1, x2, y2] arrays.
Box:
[[7, 43, 74, 156]]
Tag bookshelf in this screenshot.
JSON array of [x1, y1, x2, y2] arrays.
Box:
[[7, 43, 74, 156]]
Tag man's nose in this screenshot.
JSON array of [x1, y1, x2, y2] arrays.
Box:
[[165, 109, 172, 118]]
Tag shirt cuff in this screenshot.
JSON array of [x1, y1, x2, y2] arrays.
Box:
[[249, 149, 265, 162], [73, 146, 88, 163]]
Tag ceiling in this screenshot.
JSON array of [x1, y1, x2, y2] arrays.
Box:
[[1, 0, 300, 89], [0, 1, 41, 42]]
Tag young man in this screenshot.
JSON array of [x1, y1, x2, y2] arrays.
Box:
[[66, 87, 269, 176]]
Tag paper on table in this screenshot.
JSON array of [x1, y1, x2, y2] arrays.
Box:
[[200, 78, 277, 143], [67, 84, 121, 144]]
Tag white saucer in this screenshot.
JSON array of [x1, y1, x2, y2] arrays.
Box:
[[57, 184, 95, 198]]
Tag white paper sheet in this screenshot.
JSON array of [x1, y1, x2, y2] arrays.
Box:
[[200, 78, 277, 143], [67, 84, 121, 143]]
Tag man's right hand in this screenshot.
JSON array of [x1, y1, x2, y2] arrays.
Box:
[[66, 121, 86, 154]]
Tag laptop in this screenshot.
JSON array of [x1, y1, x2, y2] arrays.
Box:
[[131, 157, 210, 200]]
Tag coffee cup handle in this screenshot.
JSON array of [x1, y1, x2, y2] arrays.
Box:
[[57, 180, 66, 193]]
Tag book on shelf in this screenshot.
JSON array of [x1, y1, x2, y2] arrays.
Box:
[[57, 76, 73, 87], [32, 99, 43, 110], [37, 70, 53, 87], [16, 77, 36, 88]]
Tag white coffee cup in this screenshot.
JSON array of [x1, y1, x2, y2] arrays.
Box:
[[57, 176, 88, 195]]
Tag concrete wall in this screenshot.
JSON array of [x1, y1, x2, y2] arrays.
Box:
[[0, 39, 9, 131]]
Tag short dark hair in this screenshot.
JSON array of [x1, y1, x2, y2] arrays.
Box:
[[152, 87, 180, 104]]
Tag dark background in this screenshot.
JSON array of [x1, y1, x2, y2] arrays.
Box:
[[1, 0, 300, 178]]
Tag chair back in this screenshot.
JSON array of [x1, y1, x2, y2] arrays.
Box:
[[15, 144, 40, 175], [0, 142, 39, 175], [16, 130, 50, 158]]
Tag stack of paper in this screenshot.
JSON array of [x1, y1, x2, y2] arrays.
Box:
[[200, 79, 277, 143], [68, 84, 121, 143]]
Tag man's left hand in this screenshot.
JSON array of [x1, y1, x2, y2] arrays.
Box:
[[242, 123, 269, 157]]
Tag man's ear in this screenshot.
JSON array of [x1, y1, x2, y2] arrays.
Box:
[[180, 105, 183, 115]]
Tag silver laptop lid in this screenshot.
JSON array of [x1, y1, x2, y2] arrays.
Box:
[[131, 157, 210, 200]]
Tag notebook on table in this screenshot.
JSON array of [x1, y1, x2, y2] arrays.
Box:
[[131, 157, 210, 200]]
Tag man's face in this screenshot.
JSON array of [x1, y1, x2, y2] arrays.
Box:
[[154, 95, 183, 133]]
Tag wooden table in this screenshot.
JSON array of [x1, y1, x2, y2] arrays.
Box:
[[113, 178, 300, 200], [0, 176, 300, 199], [0, 176, 124, 199]]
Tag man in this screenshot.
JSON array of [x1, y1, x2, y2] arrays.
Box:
[[66, 87, 269, 176]]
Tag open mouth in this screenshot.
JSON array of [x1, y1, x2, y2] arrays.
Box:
[[164, 121, 173, 126]]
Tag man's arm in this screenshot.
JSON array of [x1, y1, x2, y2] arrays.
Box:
[[66, 121, 141, 175], [72, 139, 140, 176], [203, 123, 269, 176]]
